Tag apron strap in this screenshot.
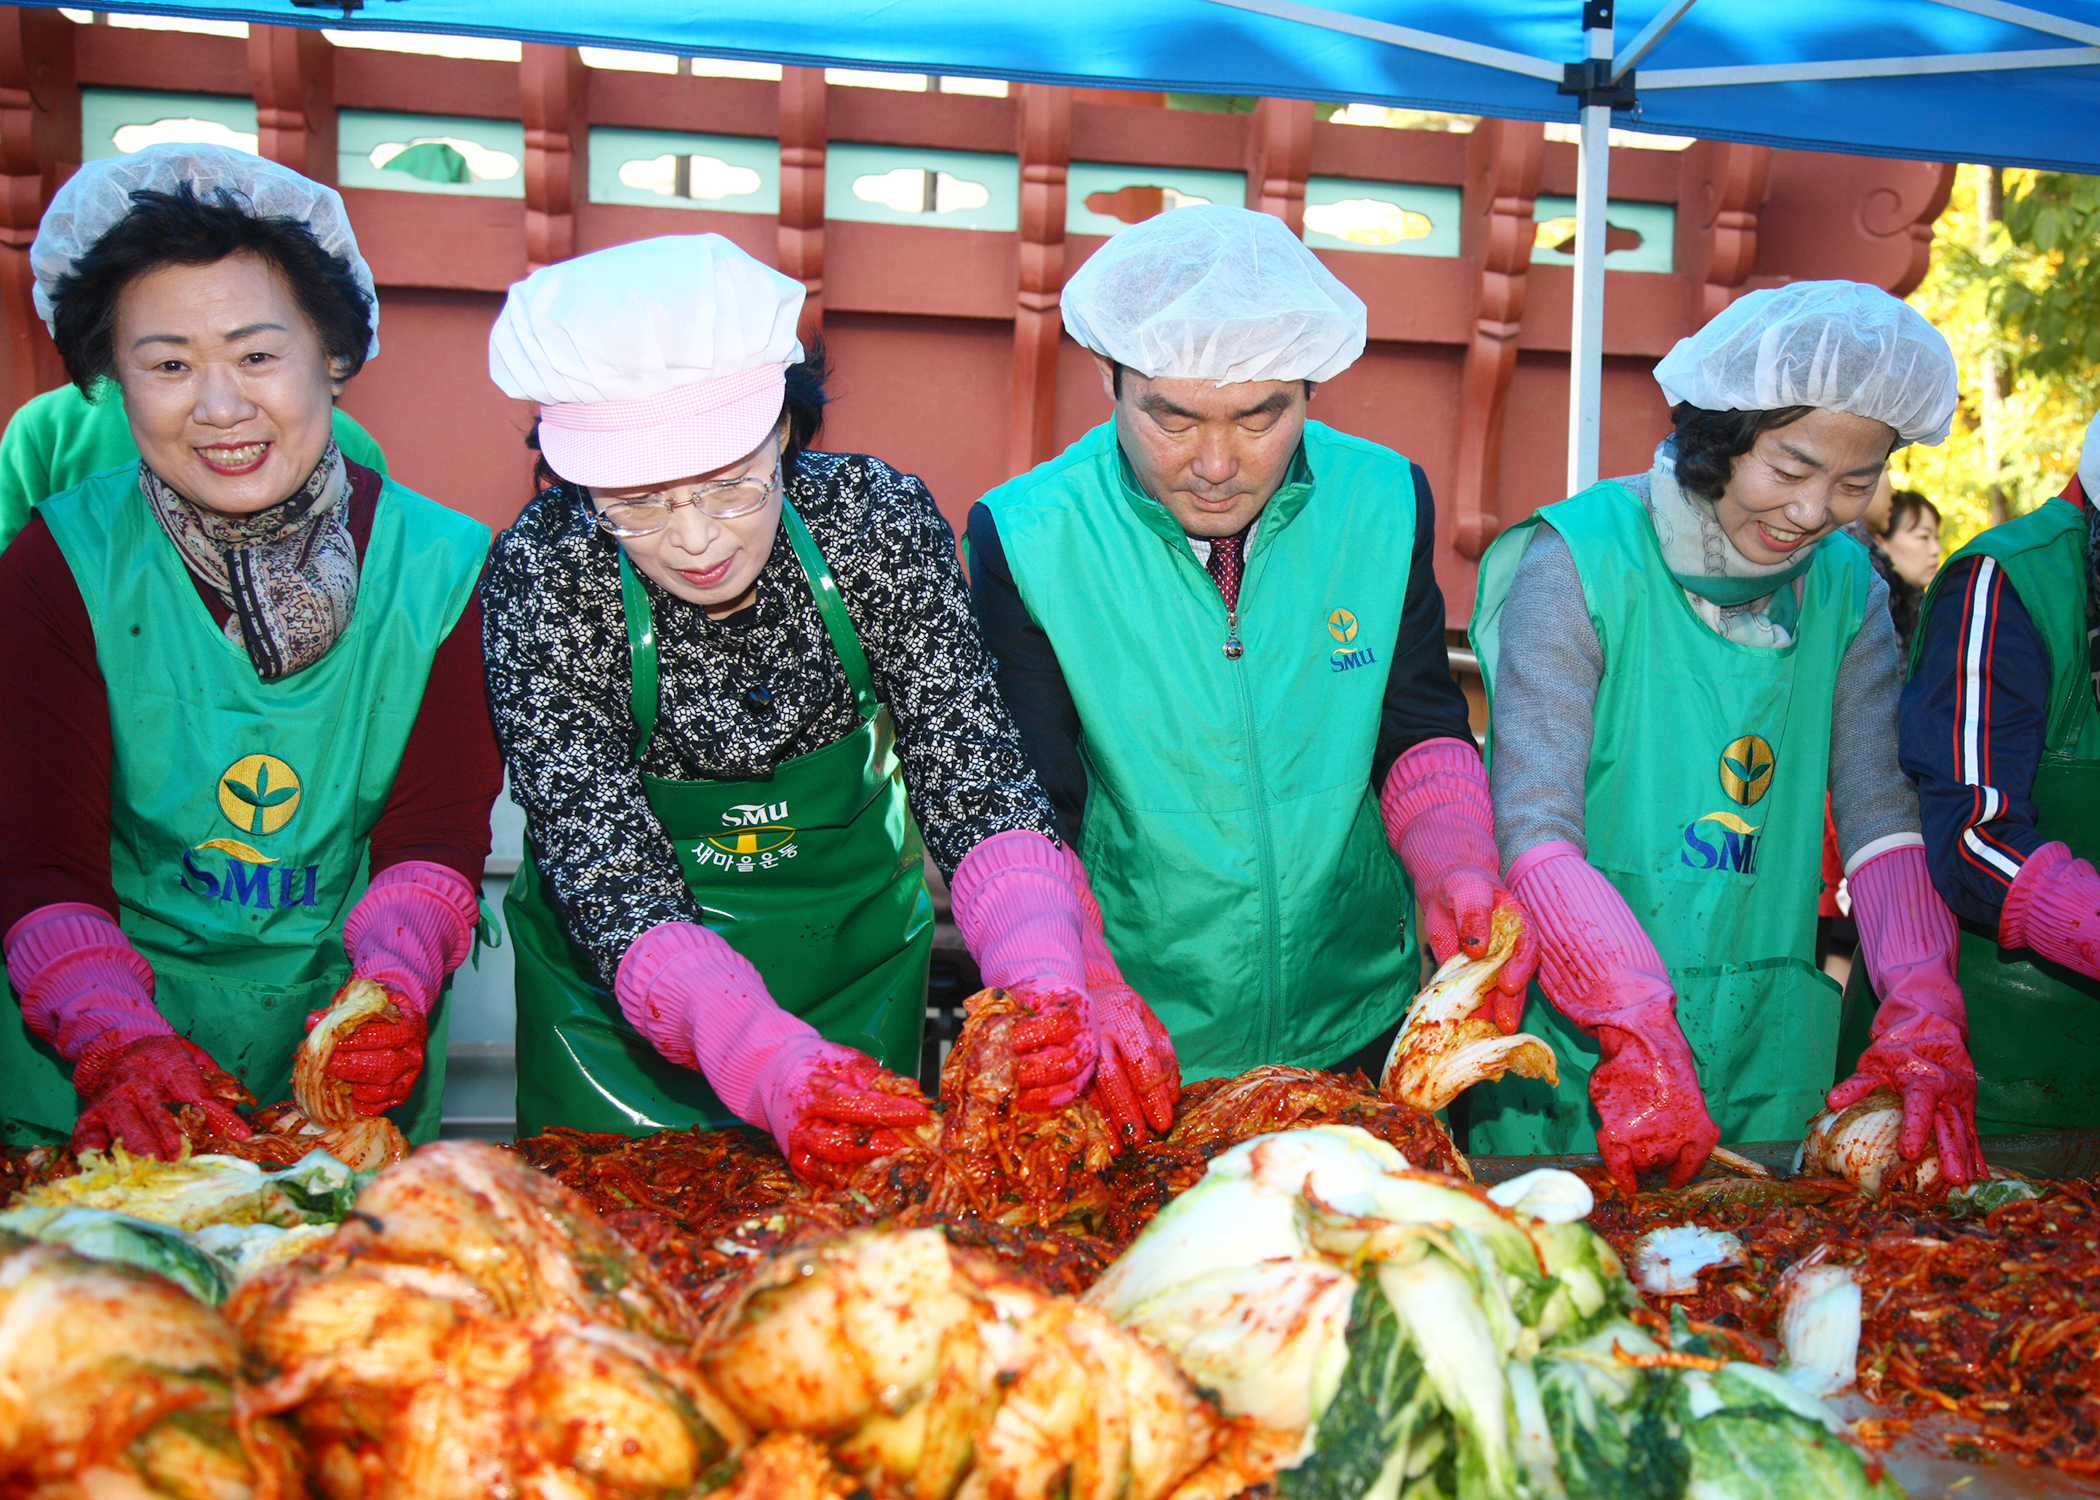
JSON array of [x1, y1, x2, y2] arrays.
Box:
[[617, 552, 661, 760], [615, 496, 882, 763], [779, 496, 881, 721]]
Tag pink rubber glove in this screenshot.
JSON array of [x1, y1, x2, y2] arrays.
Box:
[[309, 861, 482, 1115], [1510, 842, 1719, 1195], [1828, 843, 1985, 1185], [1380, 738, 1539, 1029], [2001, 840, 2100, 982], [950, 830, 1099, 1108], [616, 921, 931, 1184], [1063, 848, 1181, 1145], [5, 902, 252, 1157]]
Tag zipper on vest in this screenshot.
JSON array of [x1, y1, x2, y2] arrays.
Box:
[[1223, 607, 1243, 661], [1228, 637, 1283, 1040]]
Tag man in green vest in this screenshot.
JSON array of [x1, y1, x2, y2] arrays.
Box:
[[0, 377, 387, 555], [1886, 410, 2100, 1131], [969, 206, 1534, 1085]]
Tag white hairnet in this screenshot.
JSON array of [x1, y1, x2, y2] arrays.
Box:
[[1061, 204, 1366, 384], [1653, 280, 1955, 446], [30, 144, 378, 358], [488, 234, 803, 406]]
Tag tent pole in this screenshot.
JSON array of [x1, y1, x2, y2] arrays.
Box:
[[1567, 14, 1613, 496]]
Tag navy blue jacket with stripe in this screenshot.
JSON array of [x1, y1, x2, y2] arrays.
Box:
[[1899, 479, 2086, 930]]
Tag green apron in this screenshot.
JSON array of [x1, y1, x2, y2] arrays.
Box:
[[3, 467, 487, 1145], [1468, 481, 1868, 1155], [1837, 496, 2100, 1132], [507, 499, 933, 1136]]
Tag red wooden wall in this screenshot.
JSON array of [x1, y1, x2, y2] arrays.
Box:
[[0, 10, 1955, 625]]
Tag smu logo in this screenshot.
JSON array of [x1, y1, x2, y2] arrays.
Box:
[[181, 753, 321, 909], [1679, 736, 1774, 875], [1326, 607, 1378, 674]]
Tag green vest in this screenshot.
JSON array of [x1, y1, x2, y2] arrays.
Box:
[[1469, 481, 1869, 1154], [1, 465, 486, 1145], [973, 420, 1419, 1079], [0, 379, 387, 556], [1837, 496, 2100, 1132]]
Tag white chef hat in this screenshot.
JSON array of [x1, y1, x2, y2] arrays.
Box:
[[489, 235, 805, 489], [1061, 205, 1367, 385], [1653, 280, 1957, 447], [30, 143, 378, 358]]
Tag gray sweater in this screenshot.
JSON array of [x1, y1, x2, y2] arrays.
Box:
[[1489, 480, 1920, 871]]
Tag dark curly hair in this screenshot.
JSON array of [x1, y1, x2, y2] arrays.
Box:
[[529, 334, 832, 492], [49, 181, 374, 398], [1668, 402, 1824, 502]]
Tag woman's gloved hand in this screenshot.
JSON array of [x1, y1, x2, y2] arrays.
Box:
[[615, 920, 932, 1184], [4, 901, 254, 1158], [1828, 843, 1986, 1184], [1063, 848, 1180, 1145], [2001, 840, 2100, 982], [1510, 841, 1719, 1194], [312, 862, 481, 1115], [72, 1033, 254, 1159], [1380, 738, 1539, 1031], [949, 830, 1102, 1109]]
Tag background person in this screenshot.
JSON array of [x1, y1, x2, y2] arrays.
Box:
[[1472, 281, 1984, 1192], [969, 206, 1534, 1090], [0, 146, 497, 1157], [481, 235, 1176, 1183], [1878, 412, 2100, 1132]]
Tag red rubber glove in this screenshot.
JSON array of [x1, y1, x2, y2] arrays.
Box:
[[1064, 849, 1180, 1145], [1511, 841, 1718, 1195], [2001, 840, 2100, 982], [1828, 844, 1985, 1184], [615, 921, 932, 1184], [303, 991, 428, 1115], [71, 1032, 254, 1160], [764, 1037, 937, 1187], [1380, 738, 1539, 1031]]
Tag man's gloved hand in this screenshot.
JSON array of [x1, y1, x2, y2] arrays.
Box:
[[614, 920, 931, 1184], [71, 1032, 253, 1159], [1063, 848, 1180, 1145], [1380, 738, 1539, 1031], [1828, 844, 1986, 1185], [1510, 840, 1718, 1195], [758, 1038, 935, 1187], [304, 990, 428, 1116]]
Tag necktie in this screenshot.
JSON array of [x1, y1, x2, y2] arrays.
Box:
[[1207, 530, 1246, 612]]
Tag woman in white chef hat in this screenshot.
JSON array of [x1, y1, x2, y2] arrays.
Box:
[[483, 235, 1177, 1181], [1468, 281, 1985, 1193]]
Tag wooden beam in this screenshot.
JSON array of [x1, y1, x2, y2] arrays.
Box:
[[1009, 83, 1070, 477], [1676, 138, 1770, 325], [520, 44, 587, 271], [0, 7, 75, 410], [1450, 117, 1544, 560], [778, 66, 827, 342], [249, 24, 336, 185], [1245, 96, 1314, 233]]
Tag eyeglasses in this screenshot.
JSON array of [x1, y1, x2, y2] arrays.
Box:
[[593, 457, 782, 537]]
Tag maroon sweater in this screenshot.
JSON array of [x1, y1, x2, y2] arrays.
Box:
[[0, 461, 501, 935]]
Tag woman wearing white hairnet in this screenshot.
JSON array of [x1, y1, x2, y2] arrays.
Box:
[[1468, 281, 1984, 1193], [0, 146, 498, 1158], [480, 235, 1177, 1183]]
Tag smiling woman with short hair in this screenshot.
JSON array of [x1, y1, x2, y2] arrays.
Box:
[[1467, 281, 1984, 1191], [0, 145, 499, 1159]]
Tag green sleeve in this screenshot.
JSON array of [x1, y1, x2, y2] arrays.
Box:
[[0, 382, 139, 554], [0, 400, 56, 554], [331, 406, 388, 476]]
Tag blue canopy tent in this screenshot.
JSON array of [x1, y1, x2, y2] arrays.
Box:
[[31, 0, 2100, 487]]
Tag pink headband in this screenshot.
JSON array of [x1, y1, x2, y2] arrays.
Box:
[[537, 362, 789, 489]]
